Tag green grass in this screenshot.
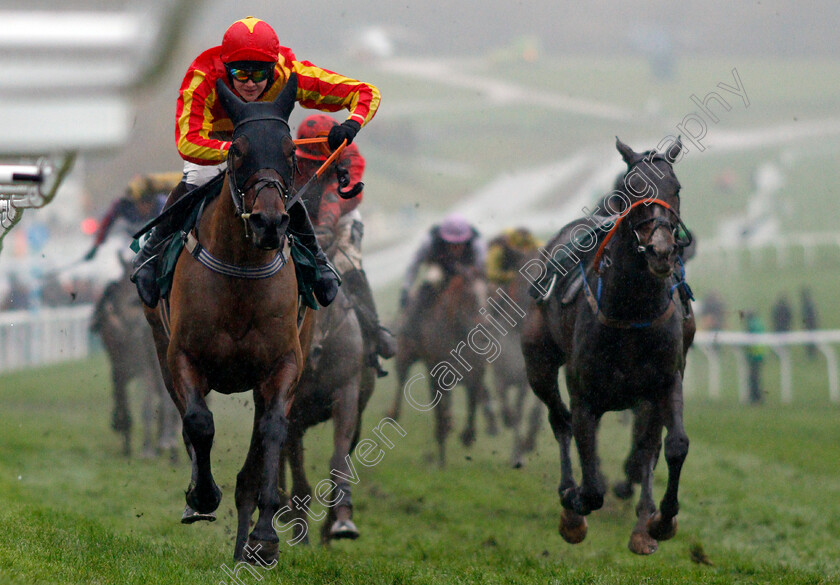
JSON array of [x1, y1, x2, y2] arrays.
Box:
[[1, 354, 839, 584]]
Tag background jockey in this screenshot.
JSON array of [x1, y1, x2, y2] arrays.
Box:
[[295, 113, 396, 376], [131, 16, 380, 310], [485, 227, 541, 288], [85, 173, 181, 261], [399, 213, 487, 331]]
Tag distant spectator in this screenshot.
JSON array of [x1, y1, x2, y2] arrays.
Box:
[[801, 287, 819, 359], [1, 274, 30, 311], [744, 310, 767, 405], [698, 291, 726, 330], [771, 294, 793, 333]]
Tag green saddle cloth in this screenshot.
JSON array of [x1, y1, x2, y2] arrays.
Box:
[[133, 195, 320, 310]]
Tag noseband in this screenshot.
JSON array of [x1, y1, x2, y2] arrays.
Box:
[[228, 167, 291, 238]]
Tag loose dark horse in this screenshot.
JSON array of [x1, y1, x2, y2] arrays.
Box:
[[278, 217, 377, 545], [392, 268, 496, 466], [521, 138, 695, 555], [90, 254, 179, 459], [143, 75, 313, 563]]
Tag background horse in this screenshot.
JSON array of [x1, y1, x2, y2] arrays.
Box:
[[143, 75, 313, 563], [521, 138, 695, 555], [392, 267, 496, 466], [490, 274, 543, 468], [278, 206, 377, 545], [90, 253, 179, 459]]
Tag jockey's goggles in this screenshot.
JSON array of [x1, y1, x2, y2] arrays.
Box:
[[228, 67, 272, 83]]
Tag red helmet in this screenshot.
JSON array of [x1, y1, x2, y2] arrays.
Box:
[[296, 114, 337, 161], [220, 17, 279, 64]]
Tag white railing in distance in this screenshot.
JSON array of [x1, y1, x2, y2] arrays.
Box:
[[0, 305, 94, 373], [691, 329, 840, 404]]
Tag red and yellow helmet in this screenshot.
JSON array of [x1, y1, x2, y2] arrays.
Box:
[[220, 17, 279, 64], [296, 114, 337, 161]]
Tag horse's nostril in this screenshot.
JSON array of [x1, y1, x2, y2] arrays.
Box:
[[249, 213, 267, 231]]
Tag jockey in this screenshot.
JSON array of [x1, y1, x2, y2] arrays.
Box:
[[131, 16, 380, 309], [85, 172, 181, 261], [485, 227, 541, 287], [399, 213, 487, 330], [295, 113, 396, 376]]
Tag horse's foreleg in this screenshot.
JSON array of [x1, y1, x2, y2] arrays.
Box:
[[628, 403, 665, 555], [388, 350, 413, 421], [565, 403, 605, 516], [434, 380, 453, 467], [234, 401, 268, 560], [459, 378, 479, 447], [110, 368, 132, 457], [285, 429, 312, 546], [141, 375, 156, 458], [170, 352, 220, 521], [325, 376, 362, 543], [648, 376, 688, 543], [243, 353, 297, 565], [522, 328, 575, 488], [614, 404, 651, 500]]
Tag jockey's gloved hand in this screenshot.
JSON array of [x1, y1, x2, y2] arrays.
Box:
[[328, 119, 361, 150]]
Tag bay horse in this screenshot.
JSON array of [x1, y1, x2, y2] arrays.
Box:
[[392, 267, 496, 466], [277, 197, 377, 544], [90, 253, 179, 459], [143, 75, 313, 563], [521, 137, 695, 555]]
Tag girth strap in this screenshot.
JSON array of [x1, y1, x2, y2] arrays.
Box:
[[184, 230, 286, 279]]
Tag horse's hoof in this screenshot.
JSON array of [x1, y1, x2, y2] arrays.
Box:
[[330, 519, 360, 540], [559, 508, 587, 544], [459, 428, 476, 447], [385, 408, 400, 421], [485, 419, 499, 437], [613, 480, 634, 500], [628, 530, 658, 555], [181, 505, 216, 524], [245, 537, 279, 566], [647, 512, 678, 541], [186, 483, 222, 515]]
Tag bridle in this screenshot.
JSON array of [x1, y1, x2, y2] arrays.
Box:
[[592, 155, 691, 274], [578, 154, 694, 328]]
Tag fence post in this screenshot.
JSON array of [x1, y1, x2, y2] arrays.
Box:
[[818, 343, 839, 404]]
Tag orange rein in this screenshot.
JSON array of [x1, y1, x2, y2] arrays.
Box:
[[591, 198, 672, 274], [292, 136, 346, 179]]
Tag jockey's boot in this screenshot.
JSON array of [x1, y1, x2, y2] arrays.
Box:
[[342, 268, 396, 377], [131, 180, 189, 309], [288, 201, 339, 306]]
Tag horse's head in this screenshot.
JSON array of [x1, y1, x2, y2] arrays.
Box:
[[612, 137, 689, 278], [216, 74, 298, 250]]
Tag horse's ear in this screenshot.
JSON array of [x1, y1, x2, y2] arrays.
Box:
[[274, 73, 298, 121], [615, 137, 641, 167], [665, 135, 683, 164], [215, 78, 245, 124], [281, 135, 295, 159]]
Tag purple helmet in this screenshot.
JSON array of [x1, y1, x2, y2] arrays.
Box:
[[438, 213, 473, 244]]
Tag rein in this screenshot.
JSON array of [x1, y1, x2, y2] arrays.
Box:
[[591, 198, 672, 274]]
